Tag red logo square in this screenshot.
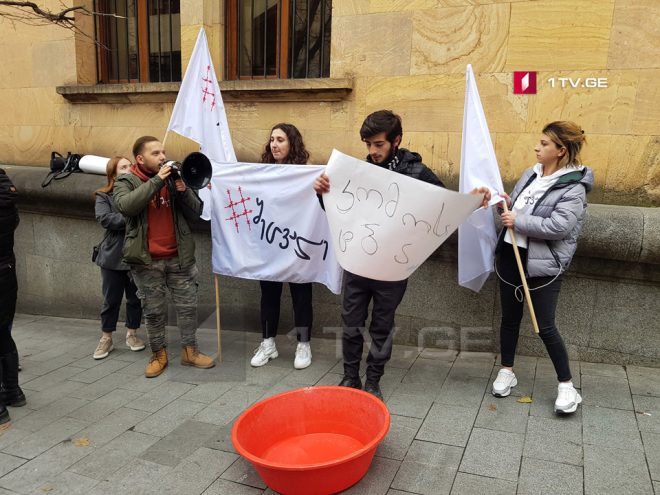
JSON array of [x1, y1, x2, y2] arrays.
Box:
[[513, 71, 537, 94]]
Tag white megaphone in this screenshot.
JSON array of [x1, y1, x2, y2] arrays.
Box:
[[78, 155, 112, 175]]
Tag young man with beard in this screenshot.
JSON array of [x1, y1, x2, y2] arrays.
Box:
[[113, 137, 214, 377], [314, 110, 489, 400]]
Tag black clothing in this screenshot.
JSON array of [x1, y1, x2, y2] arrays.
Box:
[[367, 148, 445, 187], [0, 169, 19, 332], [342, 272, 408, 382], [0, 169, 19, 271], [260, 281, 313, 342], [1, 350, 24, 406], [364, 380, 384, 401], [497, 243, 571, 381], [0, 168, 23, 415], [100, 268, 142, 332], [338, 375, 362, 389], [95, 192, 131, 271], [0, 266, 17, 346]]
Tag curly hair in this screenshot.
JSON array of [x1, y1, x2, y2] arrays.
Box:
[[261, 123, 310, 165]]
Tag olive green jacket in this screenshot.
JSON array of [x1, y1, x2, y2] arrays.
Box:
[[113, 172, 203, 267]]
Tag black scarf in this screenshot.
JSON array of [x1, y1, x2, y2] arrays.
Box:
[[367, 148, 400, 171]]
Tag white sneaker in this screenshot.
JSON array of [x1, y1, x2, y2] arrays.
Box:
[[294, 342, 312, 370], [250, 339, 278, 367], [554, 382, 582, 414], [492, 369, 517, 397]]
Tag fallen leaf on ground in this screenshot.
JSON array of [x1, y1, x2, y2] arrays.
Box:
[[73, 437, 90, 447], [40, 485, 54, 493], [488, 404, 497, 412], [517, 396, 533, 404]]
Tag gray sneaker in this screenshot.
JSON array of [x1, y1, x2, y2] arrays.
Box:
[[93, 336, 113, 360]]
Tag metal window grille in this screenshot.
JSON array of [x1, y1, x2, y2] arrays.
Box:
[[227, 0, 331, 80], [95, 0, 182, 83], [290, 0, 331, 78]]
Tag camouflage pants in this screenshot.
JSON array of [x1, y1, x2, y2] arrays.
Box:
[[131, 259, 199, 351]]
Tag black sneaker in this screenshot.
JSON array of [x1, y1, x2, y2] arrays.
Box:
[[338, 375, 362, 389], [0, 404, 9, 424], [364, 381, 383, 401], [0, 387, 26, 407]]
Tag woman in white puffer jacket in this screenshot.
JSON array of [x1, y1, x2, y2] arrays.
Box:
[[491, 121, 594, 415]]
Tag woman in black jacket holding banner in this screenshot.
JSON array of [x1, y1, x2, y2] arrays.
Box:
[[93, 157, 145, 359], [250, 123, 314, 370]]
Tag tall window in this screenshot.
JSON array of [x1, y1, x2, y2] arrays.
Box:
[[95, 0, 182, 83], [226, 0, 331, 80]]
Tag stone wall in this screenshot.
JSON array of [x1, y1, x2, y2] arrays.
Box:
[[7, 165, 660, 367], [0, 1, 658, 205]]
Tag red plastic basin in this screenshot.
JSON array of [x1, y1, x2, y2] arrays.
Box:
[[231, 386, 390, 495]]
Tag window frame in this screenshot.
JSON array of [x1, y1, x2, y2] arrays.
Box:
[[95, 0, 180, 84], [226, 0, 290, 80], [96, 0, 149, 83]]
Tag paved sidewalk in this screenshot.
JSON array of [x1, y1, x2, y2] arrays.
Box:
[[0, 313, 658, 495]]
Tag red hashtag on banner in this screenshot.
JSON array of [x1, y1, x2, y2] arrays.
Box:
[[225, 187, 252, 234], [201, 65, 217, 110]]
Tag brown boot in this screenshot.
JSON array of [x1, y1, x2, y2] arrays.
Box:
[[145, 349, 168, 378], [181, 346, 215, 369]]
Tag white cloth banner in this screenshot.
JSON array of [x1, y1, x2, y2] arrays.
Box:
[[323, 150, 482, 282], [458, 64, 505, 292], [166, 28, 237, 220], [210, 162, 343, 294]]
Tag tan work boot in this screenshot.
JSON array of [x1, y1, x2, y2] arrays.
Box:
[[181, 346, 215, 369], [145, 349, 168, 378]]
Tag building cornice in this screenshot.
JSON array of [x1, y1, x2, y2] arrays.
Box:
[[56, 78, 353, 104]]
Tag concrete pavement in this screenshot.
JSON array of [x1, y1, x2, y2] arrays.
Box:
[[0, 313, 658, 494]]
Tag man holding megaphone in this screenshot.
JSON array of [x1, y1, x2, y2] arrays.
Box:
[[113, 136, 215, 378]]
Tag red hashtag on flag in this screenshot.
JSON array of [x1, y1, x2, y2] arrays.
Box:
[[224, 187, 252, 234]]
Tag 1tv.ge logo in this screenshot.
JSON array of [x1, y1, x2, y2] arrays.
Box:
[[513, 71, 537, 94], [514, 71, 609, 94]]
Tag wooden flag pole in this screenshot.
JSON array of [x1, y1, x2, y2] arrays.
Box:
[[214, 274, 222, 361], [502, 203, 540, 334], [162, 130, 170, 148]]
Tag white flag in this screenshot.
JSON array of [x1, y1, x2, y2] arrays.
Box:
[[166, 28, 237, 219], [458, 64, 504, 292], [210, 162, 343, 294]]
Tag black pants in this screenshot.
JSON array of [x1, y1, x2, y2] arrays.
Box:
[[0, 265, 18, 355], [498, 243, 571, 382], [100, 268, 142, 332], [342, 271, 408, 383], [260, 281, 313, 342]]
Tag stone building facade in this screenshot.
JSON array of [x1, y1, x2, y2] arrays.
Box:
[[0, 0, 658, 204]]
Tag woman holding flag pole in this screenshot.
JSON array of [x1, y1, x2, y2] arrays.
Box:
[[250, 123, 315, 370], [491, 121, 593, 414]]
